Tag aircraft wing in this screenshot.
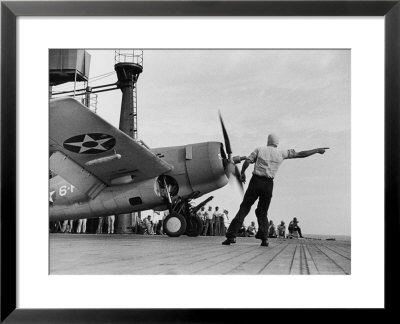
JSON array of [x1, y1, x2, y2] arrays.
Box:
[[50, 98, 173, 196]]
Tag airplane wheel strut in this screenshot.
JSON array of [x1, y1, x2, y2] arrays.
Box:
[[163, 212, 187, 237], [186, 216, 203, 237]]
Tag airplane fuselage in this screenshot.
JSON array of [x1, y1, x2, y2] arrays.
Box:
[[49, 141, 229, 221]]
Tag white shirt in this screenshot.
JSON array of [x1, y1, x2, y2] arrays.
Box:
[[247, 225, 256, 234], [204, 210, 213, 220], [213, 211, 222, 219], [248, 146, 296, 178]]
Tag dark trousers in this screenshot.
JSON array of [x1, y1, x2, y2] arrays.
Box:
[[214, 219, 221, 236], [220, 218, 225, 236], [226, 175, 273, 240], [203, 219, 214, 236]]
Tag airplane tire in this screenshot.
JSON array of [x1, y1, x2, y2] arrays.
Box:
[[163, 212, 187, 237], [186, 216, 204, 237]]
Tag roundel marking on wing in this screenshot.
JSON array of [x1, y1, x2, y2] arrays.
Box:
[[63, 133, 116, 154]]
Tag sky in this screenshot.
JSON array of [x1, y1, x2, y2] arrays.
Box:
[[53, 49, 351, 236]]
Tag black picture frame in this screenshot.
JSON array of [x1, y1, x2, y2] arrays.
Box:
[[1, 0, 398, 322]]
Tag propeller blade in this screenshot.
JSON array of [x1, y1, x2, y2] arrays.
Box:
[[234, 165, 244, 194], [219, 112, 232, 156], [219, 111, 244, 195]]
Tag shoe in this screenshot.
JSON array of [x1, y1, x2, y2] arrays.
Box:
[[222, 238, 236, 245], [260, 240, 269, 247]]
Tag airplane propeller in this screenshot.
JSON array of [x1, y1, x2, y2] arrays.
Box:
[[218, 112, 246, 194]]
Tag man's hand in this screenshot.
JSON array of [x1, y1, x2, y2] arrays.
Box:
[[240, 173, 246, 184], [317, 147, 330, 154], [293, 148, 330, 159]]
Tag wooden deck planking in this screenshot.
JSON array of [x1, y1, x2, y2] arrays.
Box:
[[50, 234, 351, 275], [257, 242, 296, 274], [131, 244, 254, 275], [312, 243, 351, 275], [305, 243, 350, 275], [320, 243, 351, 260], [196, 241, 287, 275], [303, 243, 320, 275]]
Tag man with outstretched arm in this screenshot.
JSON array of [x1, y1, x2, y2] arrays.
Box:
[[222, 133, 328, 247]]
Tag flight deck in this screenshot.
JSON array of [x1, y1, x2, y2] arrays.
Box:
[[50, 234, 351, 275]]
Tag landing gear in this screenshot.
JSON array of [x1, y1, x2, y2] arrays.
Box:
[[163, 212, 187, 237], [186, 216, 204, 237], [163, 196, 213, 237], [159, 175, 213, 237], [165, 198, 195, 237]]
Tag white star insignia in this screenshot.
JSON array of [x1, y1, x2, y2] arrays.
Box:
[[49, 191, 55, 203], [65, 134, 112, 153]]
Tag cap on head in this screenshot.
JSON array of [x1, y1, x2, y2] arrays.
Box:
[[293, 217, 298, 222], [267, 133, 279, 147]]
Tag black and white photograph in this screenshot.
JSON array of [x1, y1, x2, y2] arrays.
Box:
[[3, 0, 400, 318], [2, 2, 396, 317], [49, 49, 351, 275]]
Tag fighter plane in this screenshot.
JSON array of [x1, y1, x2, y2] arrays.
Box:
[[49, 98, 245, 237]]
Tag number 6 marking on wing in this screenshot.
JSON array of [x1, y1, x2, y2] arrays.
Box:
[[59, 185, 67, 196]]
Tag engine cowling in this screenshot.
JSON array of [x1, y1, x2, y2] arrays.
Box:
[[154, 142, 229, 198], [185, 142, 228, 194]]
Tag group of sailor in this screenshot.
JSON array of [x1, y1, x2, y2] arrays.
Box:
[[196, 206, 230, 236]]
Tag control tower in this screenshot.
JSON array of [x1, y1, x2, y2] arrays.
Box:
[[114, 50, 143, 140], [114, 50, 143, 233]]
